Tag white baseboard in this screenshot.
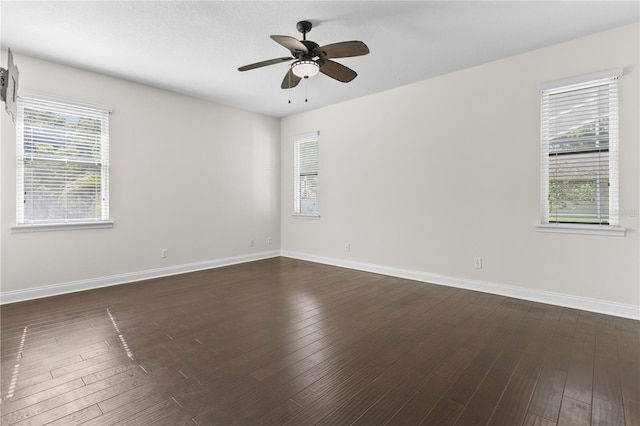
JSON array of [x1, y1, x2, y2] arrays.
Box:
[[3, 249, 638, 321], [0, 250, 280, 305], [281, 250, 640, 321]]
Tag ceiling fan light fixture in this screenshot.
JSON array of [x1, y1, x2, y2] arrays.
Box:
[[291, 60, 319, 78]]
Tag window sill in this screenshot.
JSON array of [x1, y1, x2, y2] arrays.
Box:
[[292, 213, 320, 220], [11, 221, 114, 233], [536, 223, 626, 237]]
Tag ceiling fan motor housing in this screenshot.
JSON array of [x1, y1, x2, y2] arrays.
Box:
[[296, 20, 313, 36], [295, 40, 320, 59]]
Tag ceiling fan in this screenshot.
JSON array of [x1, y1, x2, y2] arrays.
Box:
[[238, 20, 370, 89]]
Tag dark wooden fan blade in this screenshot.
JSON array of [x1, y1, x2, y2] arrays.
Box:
[[281, 69, 302, 89], [314, 41, 369, 58], [271, 35, 308, 53], [238, 57, 293, 71], [319, 59, 357, 83]]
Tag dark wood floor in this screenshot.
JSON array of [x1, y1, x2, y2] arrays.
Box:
[[1, 257, 638, 426]]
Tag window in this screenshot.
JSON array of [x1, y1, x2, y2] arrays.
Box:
[[538, 69, 625, 236], [14, 91, 112, 231], [293, 131, 319, 217]]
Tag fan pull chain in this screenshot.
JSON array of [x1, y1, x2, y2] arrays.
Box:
[[305, 78, 309, 102], [288, 68, 292, 104]]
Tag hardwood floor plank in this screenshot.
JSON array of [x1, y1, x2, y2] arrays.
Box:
[[257, 398, 304, 425], [454, 348, 523, 425], [2, 368, 145, 425], [524, 412, 557, 426], [486, 307, 546, 426], [1, 379, 87, 420], [8, 353, 85, 383], [438, 336, 506, 407], [204, 326, 396, 424], [174, 371, 264, 422], [113, 397, 183, 426], [558, 396, 591, 426], [595, 330, 619, 360], [355, 347, 477, 425], [527, 366, 567, 422], [81, 363, 140, 385], [0, 370, 53, 397], [97, 369, 191, 413], [90, 381, 198, 426], [314, 343, 452, 426], [419, 397, 465, 426], [592, 396, 625, 426], [275, 333, 392, 409], [45, 403, 103, 425], [383, 363, 462, 426], [617, 330, 640, 426], [249, 332, 341, 381], [487, 370, 539, 426], [283, 343, 413, 425], [193, 328, 405, 425], [621, 399, 639, 426], [563, 330, 595, 404], [593, 355, 624, 412]]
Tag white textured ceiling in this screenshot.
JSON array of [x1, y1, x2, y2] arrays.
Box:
[[1, 1, 638, 118]]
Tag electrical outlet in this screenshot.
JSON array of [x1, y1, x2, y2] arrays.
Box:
[[473, 257, 482, 269], [250, 239, 255, 247], [345, 242, 351, 252], [267, 237, 272, 245], [161, 249, 168, 258]]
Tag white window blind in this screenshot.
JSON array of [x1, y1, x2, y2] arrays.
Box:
[[293, 132, 319, 216], [540, 70, 620, 227], [16, 92, 111, 226]]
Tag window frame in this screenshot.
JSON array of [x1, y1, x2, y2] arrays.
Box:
[[11, 91, 113, 233], [293, 131, 320, 219], [537, 69, 625, 237]]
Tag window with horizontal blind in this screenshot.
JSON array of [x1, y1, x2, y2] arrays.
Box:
[[15, 91, 112, 231], [293, 132, 319, 217], [538, 69, 625, 236]]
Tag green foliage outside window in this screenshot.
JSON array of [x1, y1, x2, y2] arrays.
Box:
[[22, 107, 104, 222]]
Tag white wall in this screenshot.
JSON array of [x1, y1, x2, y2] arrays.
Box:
[[1, 53, 281, 296], [281, 24, 639, 313]]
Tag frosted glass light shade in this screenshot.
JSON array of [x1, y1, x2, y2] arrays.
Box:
[[291, 60, 320, 78]]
